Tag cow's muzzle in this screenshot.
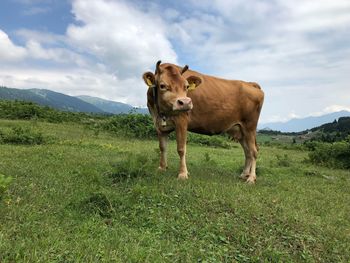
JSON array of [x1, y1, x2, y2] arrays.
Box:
[[173, 97, 193, 111]]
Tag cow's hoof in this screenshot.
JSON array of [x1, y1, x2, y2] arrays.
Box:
[[246, 177, 256, 184], [240, 173, 249, 180], [177, 173, 188, 180], [158, 166, 167, 172]]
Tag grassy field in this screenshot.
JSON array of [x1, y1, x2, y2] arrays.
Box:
[[0, 119, 349, 262]]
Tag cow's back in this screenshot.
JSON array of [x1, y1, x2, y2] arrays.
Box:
[[185, 71, 264, 135]]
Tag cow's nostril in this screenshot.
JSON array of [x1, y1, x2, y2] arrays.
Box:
[[178, 100, 184, 106]]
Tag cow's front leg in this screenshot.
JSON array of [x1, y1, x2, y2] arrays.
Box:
[[158, 132, 168, 171], [175, 121, 188, 180]]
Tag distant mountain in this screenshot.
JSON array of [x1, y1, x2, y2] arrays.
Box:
[[0, 86, 149, 115], [77, 95, 148, 114], [259, 111, 350, 132], [0, 86, 103, 113]]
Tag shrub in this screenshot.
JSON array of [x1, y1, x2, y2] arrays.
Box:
[[187, 133, 232, 149], [0, 174, 12, 200], [276, 154, 291, 167], [0, 100, 42, 120], [97, 113, 234, 148], [79, 192, 114, 218], [107, 154, 153, 183], [0, 100, 106, 123], [303, 141, 318, 151], [345, 135, 350, 143], [0, 126, 45, 145], [308, 141, 350, 169], [101, 114, 156, 139]]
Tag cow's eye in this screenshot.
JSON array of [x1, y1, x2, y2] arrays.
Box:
[[159, 84, 167, 91], [185, 84, 190, 90]]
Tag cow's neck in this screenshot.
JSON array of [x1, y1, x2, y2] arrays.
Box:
[[151, 83, 167, 127]]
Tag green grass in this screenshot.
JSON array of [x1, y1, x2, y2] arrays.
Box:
[[0, 119, 349, 262]]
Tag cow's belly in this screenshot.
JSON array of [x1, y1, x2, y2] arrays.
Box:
[[188, 108, 240, 135], [187, 127, 222, 135]]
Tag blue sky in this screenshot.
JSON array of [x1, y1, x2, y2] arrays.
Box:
[[0, 0, 350, 124], [0, 0, 73, 35]]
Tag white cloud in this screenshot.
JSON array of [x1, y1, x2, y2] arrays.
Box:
[[67, 0, 177, 78], [25, 40, 88, 66], [16, 29, 66, 45], [282, 0, 350, 32], [0, 30, 27, 61], [260, 112, 301, 124], [323, 105, 350, 114], [0, 29, 90, 69], [311, 105, 350, 117]]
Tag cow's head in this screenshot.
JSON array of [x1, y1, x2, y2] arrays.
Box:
[[143, 61, 201, 114]]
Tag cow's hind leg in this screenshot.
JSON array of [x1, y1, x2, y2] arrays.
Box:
[[227, 124, 251, 180], [158, 132, 168, 171], [240, 131, 258, 184], [239, 138, 252, 180]]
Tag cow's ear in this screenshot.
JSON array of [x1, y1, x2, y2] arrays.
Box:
[[142, 72, 155, 87], [186, 76, 202, 91]]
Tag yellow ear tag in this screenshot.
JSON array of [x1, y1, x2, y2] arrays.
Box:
[[188, 82, 196, 91], [146, 78, 153, 87]]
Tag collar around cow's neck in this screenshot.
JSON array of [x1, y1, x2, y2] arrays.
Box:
[[151, 81, 167, 127]]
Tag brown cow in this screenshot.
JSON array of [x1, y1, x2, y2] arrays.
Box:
[[142, 61, 264, 183]]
